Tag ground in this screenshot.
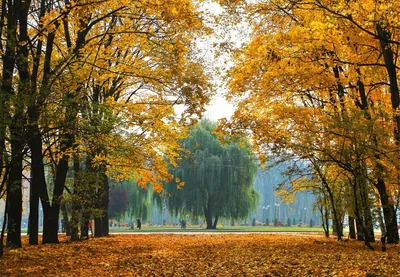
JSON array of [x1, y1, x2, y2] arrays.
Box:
[[1, 234, 399, 276]]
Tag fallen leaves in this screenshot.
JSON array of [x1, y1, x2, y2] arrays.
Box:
[[1, 234, 399, 276]]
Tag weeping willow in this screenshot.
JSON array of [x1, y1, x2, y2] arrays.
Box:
[[164, 120, 258, 229], [109, 180, 151, 222]]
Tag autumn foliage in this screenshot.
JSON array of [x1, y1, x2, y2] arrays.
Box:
[[1, 234, 399, 276]]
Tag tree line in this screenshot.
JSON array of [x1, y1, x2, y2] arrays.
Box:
[[0, 0, 211, 256], [219, 0, 400, 249]]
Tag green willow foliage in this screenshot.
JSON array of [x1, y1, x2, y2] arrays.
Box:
[[164, 120, 258, 228]]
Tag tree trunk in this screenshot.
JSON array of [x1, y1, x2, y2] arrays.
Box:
[[332, 219, 337, 236], [28, 183, 39, 245], [42, 206, 60, 244], [204, 208, 213, 229], [324, 182, 343, 240], [363, 205, 375, 243], [375, 179, 399, 243], [27, 124, 46, 245], [212, 215, 219, 229], [80, 219, 89, 240], [60, 202, 71, 235], [94, 217, 103, 237], [0, 196, 8, 257], [319, 207, 329, 238], [1, 0, 21, 250], [101, 173, 109, 236], [70, 154, 81, 241], [352, 179, 373, 249], [70, 206, 80, 241], [43, 110, 75, 243], [6, 136, 23, 249], [349, 216, 356, 239], [376, 23, 400, 148], [355, 218, 364, 241]]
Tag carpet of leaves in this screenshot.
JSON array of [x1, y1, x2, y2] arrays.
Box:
[[1, 234, 399, 276]]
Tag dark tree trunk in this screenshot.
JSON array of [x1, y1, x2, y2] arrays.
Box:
[[323, 180, 342, 240], [204, 209, 213, 229], [0, 196, 8, 257], [70, 154, 81, 241], [1, 0, 21, 250], [94, 217, 103, 237], [6, 135, 24, 249], [28, 183, 39, 245], [357, 78, 399, 244], [94, 189, 105, 237], [80, 219, 89, 240], [376, 23, 400, 148], [375, 179, 399, 243], [42, 206, 59, 244], [355, 218, 364, 241], [375, 22, 400, 245], [332, 219, 337, 236], [101, 173, 109, 236], [364, 206, 375, 243], [60, 202, 71, 235], [352, 179, 373, 249], [43, 93, 76, 243], [27, 124, 46, 246], [312, 160, 342, 240], [349, 216, 356, 239], [70, 207, 80, 241], [212, 215, 219, 229], [319, 206, 329, 238]]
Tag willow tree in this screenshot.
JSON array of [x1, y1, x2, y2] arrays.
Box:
[[164, 120, 258, 229]]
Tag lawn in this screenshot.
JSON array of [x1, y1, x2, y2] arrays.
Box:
[[109, 225, 328, 233], [1, 234, 398, 276]]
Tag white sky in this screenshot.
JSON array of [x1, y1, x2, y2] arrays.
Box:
[[196, 1, 241, 121], [204, 95, 234, 121]]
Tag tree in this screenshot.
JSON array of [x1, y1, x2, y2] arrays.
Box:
[[218, 0, 400, 247], [0, 0, 211, 248], [164, 120, 258, 229]]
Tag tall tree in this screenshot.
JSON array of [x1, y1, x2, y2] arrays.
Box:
[[165, 120, 258, 229], [1, 0, 211, 246], [218, 0, 400, 245]]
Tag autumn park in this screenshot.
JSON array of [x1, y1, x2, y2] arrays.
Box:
[[0, 0, 400, 276]]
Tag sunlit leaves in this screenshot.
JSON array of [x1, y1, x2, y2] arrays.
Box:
[[1, 234, 399, 276]]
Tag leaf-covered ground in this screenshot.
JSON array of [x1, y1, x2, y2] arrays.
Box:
[[1, 234, 399, 276]]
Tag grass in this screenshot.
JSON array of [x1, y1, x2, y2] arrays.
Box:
[[109, 225, 327, 233], [18, 225, 327, 235]]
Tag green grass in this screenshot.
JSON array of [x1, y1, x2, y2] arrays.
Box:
[[109, 225, 327, 233]]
